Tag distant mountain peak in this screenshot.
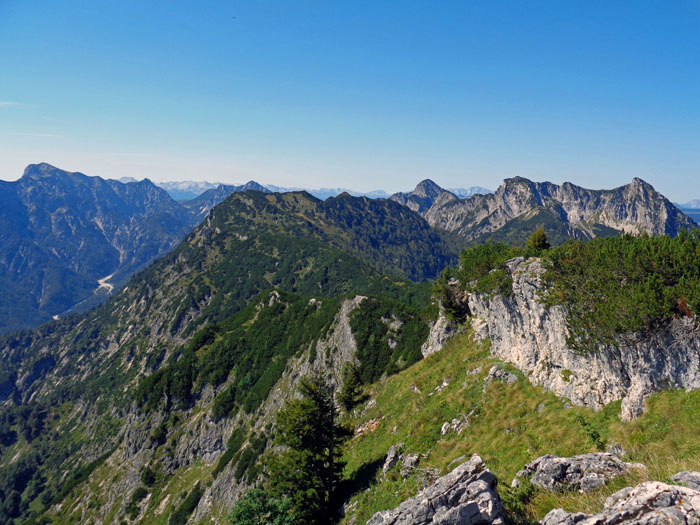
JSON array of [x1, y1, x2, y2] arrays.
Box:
[[240, 181, 267, 192], [390, 179, 456, 214], [23, 162, 66, 179], [627, 177, 655, 191], [677, 199, 700, 210], [181, 180, 272, 217], [413, 179, 447, 198]]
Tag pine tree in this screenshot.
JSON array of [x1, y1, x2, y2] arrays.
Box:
[[525, 226, 550, 254], [338, 363, 363, 412], [265, 373, 352, 524]]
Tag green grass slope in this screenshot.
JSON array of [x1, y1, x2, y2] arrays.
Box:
[[341, 331, 700, 523]]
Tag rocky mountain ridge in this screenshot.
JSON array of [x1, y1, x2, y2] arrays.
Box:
[[392, 177, 697, 245], [0, 163, 200, 333]]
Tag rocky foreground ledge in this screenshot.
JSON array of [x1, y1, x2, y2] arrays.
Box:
[[542, 481, 700, 524], [512, 452, 645, 493], [366, 451, 700, 524]]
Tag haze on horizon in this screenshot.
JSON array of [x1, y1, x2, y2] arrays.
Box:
[[1, 1, 699, 201]]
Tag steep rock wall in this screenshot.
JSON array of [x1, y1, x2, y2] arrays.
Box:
[[467, 258, 700, 420]]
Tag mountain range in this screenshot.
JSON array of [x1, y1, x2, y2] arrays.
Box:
[[151, 179, 493, 203], [1, 163, 696, 334], [0, 164, 199, 333], [153, 180, 221, 202], [0, 165, 699, 524], [391, 177, 696, 245]]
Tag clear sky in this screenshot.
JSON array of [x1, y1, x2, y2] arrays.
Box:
[[1, 1, 699, 199]]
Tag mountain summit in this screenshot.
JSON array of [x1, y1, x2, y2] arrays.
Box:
[[390, 178, 457, 214], [393, 176, 696, 244]]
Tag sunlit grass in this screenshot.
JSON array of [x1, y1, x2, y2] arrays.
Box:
[[341, 330, 700, 523]]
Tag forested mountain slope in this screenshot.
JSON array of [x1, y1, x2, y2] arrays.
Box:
[[0, 189, 454, 524], [0, 163, 198, 333]]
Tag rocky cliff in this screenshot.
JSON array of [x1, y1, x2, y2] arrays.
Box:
[[466, 257, 700, 420]]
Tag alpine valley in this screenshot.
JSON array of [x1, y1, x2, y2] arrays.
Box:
[[1, 166, 700, 525]]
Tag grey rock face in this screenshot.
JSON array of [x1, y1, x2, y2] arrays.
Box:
[[410, 176, 696, 243], [401, 454, 421, 479], [468, 258, 700, 420], [384, 443, 405, 474], [512, 453, 640, 493], [671, 471, 700, 491], [367, 454, 505, 524], [482, 366, 518, 391], [541, 481, 700, 524], [421, 307, 458, 357]]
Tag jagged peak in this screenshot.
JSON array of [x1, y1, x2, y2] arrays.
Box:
[[502, 176, 535, 185], [240, 180, 268, 192], [627, 177, 656, 192], [497, 176, 540, 197], [413, 179, 447, 198]]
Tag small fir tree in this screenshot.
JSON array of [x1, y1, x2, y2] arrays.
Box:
[[525, 227, 550, 254], [338, 363, 363, 412], [265, 373, 352, 524]]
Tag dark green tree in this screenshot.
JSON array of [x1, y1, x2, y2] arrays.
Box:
[[525, 227, 550, 254], [337, 363, 362, 412], [265, 373, 352, 524]]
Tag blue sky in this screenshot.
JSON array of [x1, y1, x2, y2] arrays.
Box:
[[1, 1, 699, 199]]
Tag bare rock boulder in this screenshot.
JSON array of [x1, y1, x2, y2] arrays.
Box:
[[383, 443, 405, 474], [671, 470, 700, 491], [513, 453, 642, 493], [541, 480, 700, 524], [367, 454, 504, 524]]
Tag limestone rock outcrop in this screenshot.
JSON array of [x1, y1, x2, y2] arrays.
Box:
[[541, 481, 700, 524], [367, 454, 505, 524], [512, 453, 643, 493], [671, 470, 700, 491], [468, 257, 700, 420], [383, 443, 404, 474], [421, 308, 458, 357]]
